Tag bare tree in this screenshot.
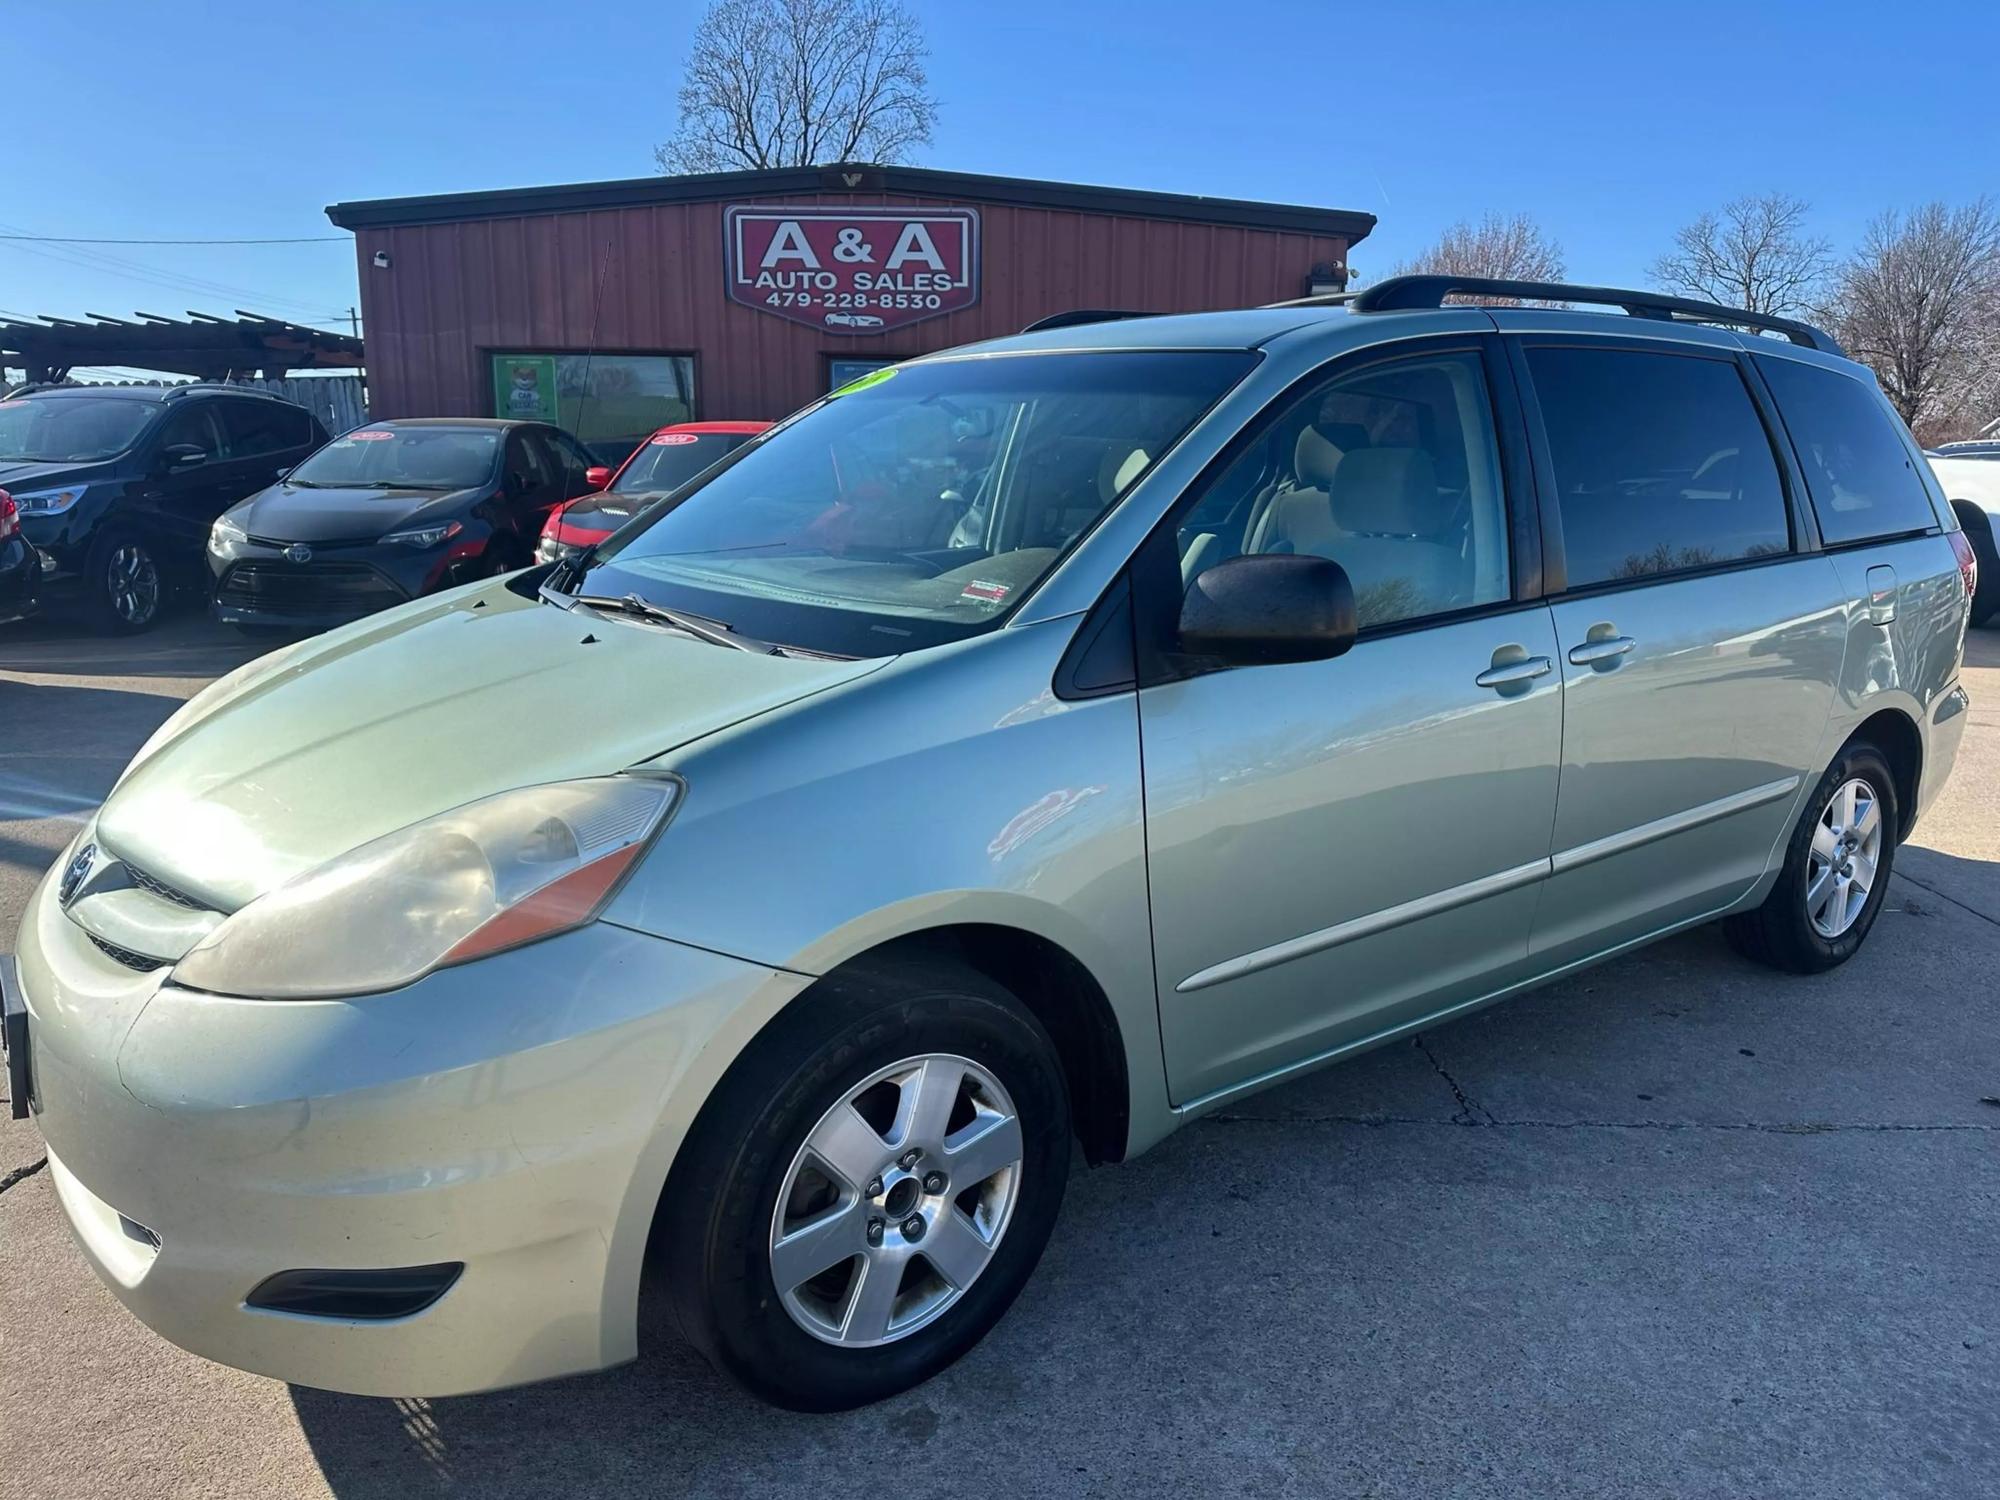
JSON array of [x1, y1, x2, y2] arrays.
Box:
[[1390, 213, 1566, 303], [1827, 199, 2000, 439], [656, 0, 938, 173], [1651, 192, 1832, 315]]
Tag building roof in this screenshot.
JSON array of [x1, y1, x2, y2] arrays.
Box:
[[326, 162, 1376, 241], [0, 311, 363, 381]]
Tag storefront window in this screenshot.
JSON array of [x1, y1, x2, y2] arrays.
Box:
[[828, 357, 895, 393], [489, 352, 695, 466]]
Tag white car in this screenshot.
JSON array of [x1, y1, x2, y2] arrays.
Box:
[[1928, 455, 1999, 625], [825, 311, 885, 329]]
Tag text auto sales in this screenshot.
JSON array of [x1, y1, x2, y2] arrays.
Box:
[[752, 223, 955, 305]]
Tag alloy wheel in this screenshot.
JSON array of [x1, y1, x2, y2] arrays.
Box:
[[106, 543, 160, 626], [1806, 777, 1882, 938], [769, 1053, 1023, 1348]]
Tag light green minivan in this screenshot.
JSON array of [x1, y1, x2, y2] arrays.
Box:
[[3, 277, 1975, 1409]]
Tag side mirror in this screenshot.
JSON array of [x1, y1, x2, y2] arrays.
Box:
[[585, 465, 612, 490], [161, 442, 208, 473], [1178, 553, 1357, 666]]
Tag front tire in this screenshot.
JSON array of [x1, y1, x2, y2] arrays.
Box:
[[1951, 503, 1999, 627], [658, 961, 1071, 1411], [85, 530, 165, 634], [1726, 742, 1898, 973]]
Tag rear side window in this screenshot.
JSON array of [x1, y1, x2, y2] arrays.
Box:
[[1528, 346, 1790, 588], [1755, 356, 1937, 545], [220, 398, 313, 457]]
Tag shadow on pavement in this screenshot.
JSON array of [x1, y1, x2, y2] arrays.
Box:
[[287, 880, 2000, 1500], [0, 603, 276, 681]]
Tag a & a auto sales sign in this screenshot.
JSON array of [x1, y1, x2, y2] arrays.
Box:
[[725, 205, 980, 334]]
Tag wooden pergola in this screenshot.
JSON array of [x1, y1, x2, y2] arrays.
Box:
[[0, 310, 363, 384]]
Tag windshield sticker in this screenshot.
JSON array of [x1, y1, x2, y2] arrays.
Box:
[[828, 366, 898, 398], [651, 432, 700, 445], [349, 430, 395, 441], [960, 579, 1011, 604]]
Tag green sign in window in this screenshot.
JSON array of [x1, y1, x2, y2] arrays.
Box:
[[489, 352, 696, 466]]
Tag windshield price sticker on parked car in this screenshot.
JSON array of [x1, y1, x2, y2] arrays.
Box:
[[725, 205, 980, 334]]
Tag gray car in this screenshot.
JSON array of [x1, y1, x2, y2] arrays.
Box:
[[3, 276, 1975, 1412]]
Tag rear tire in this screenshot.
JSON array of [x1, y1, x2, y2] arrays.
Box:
[[657, 960, 1071, 1411], [1725, 742, 1898, 974]]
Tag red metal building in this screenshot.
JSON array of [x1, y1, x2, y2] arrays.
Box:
[[326, 164, 1374, 462]]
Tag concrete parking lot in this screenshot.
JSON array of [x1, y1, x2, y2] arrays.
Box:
[[2, 610, 1996, 1500]]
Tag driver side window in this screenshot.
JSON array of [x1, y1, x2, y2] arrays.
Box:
[[155, 404, 227, 464], [1177, 350, 1510, 630]]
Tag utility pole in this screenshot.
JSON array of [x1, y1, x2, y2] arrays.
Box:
[[345, 306, 360, 338]]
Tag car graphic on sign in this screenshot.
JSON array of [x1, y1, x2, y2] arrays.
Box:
[[824, 311, 886, 329]]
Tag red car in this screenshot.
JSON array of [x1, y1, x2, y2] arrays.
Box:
[[537, 420, 770, 564]]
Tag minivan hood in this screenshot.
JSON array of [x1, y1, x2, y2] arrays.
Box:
[[227, 481, 481, 542], [97, 579, 886, 911]]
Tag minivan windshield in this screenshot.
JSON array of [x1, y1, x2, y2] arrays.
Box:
[[613, 430, 757, 495], [289, 426, 500, 490], [570, 351, 1253, 656], [0, 396, 157, 462]]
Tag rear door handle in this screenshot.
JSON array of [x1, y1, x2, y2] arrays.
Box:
[[1568, 635, 1636, 666], [1475, 656, 1553, 689]]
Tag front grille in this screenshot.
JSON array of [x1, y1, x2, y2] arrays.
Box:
[[90, 935, 165, 972], [126, 862, 201, 909], [218, 559, 407, 615]]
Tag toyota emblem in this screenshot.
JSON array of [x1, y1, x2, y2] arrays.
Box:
[[60, 842, 96, 907], [284, 543, 313, 564]]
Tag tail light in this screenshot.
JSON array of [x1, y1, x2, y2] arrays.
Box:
[[0, 489, 17, 542], [1949, 530, 1979, 612], [541, 502, 565, 538]]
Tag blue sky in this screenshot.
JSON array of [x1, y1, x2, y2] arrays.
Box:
[[5, 0, 1997, 362]]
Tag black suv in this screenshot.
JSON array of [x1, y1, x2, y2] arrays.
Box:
[[0, 384, 328, 631]]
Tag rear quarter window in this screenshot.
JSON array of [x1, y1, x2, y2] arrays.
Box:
[[1755, 356, 1938, 546], [1526, 345, 1791, 588]]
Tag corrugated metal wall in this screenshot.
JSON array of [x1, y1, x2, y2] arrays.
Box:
[[353, 192, 1351, 424]]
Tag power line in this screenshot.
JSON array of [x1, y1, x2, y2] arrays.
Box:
[[0, 233, 346, 245], [0, 224, 347, 320]]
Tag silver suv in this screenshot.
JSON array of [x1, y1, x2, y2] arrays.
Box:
[[4, 277, 1975, 1411]]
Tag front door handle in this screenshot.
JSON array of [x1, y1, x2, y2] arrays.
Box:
[[1475, 656, 1553, 689], [1568, 635, 1636, 666]]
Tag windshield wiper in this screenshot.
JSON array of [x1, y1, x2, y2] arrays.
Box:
[[572, 592, 777, 653]]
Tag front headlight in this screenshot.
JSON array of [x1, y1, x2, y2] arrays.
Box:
[[382, 520, 462, 548], [208, 513, 247, 551], [172, 776, 679, 999], [12, 483, 87, 516]]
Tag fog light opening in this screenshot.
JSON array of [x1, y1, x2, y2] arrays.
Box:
[[245, 1263, 464, 1321]]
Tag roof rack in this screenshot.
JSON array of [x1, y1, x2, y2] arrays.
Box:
[[161, 381, 295, 401], [1021, 309, 1146, 333], [1291, 275, 1840, 354]]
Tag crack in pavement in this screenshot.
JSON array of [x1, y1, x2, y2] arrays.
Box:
[[1891, 868, 2000, 929], [1203, 1113, 2000, 1134], [1412, 1033, 1496, 1125], [0, 1156, 48, 1196]]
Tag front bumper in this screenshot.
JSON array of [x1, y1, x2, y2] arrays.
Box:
[[0, 537, 40, 623], [13, 861, 801, 1396], [210, 545, 417, 629]]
